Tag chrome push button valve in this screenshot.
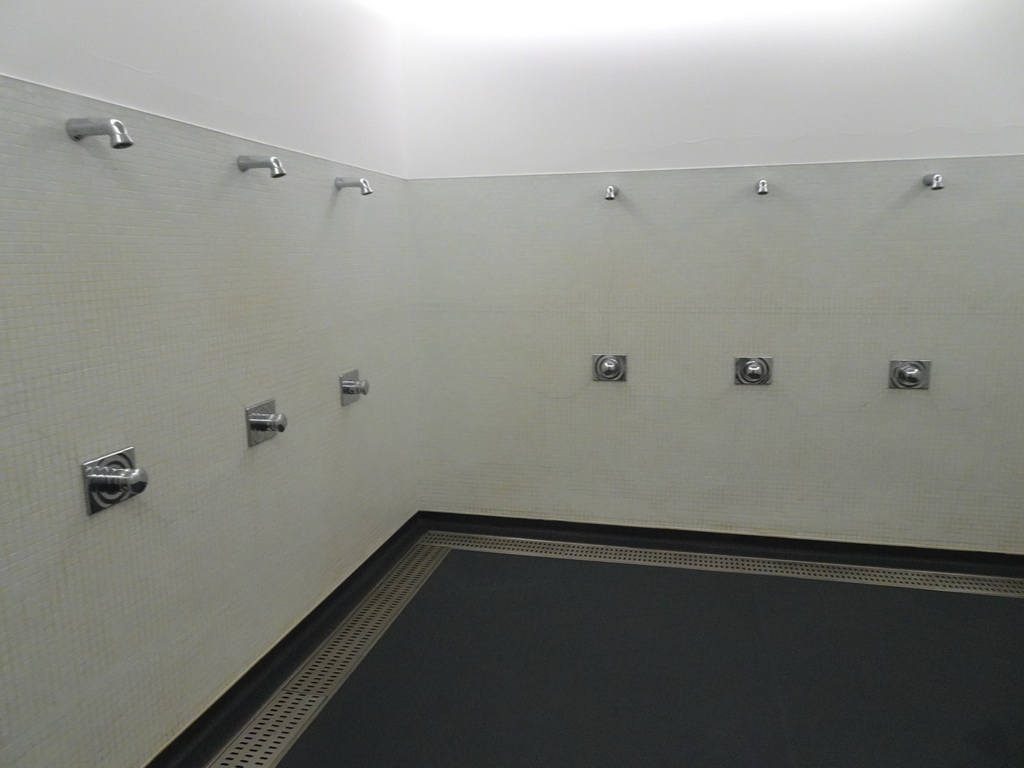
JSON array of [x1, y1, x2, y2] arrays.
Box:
[[82, 447, 148, 515], [593, 355, 627, 382], [735, 357, 773, 385], [340, 370, 370, 406], [246, 399, 288, 446], [890, 360, 931, 390]]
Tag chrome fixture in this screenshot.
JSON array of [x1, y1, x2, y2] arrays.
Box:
[[340, 370, 370, 406], [890, 360, 931, 390], [238, 155, 286, 178], [335, 177, 373, 195], [593, 354, 627, 382], [756, 179, 769, 195], [66, 118, 134, 149], [735, 357, 772, 385], [923, 174, 944, 190], [82, 447, 148, 515], [605, 185, 618, 201], [246, 399, 288, 446]]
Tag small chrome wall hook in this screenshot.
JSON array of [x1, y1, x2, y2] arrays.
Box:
[[923, 174, 944, 190], [756, 179, 769, 195], [605, 185, 618, 201]]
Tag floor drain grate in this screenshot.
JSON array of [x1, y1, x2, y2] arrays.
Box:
[[206, 542, 449, 768], [207, 528, 1024, 767], [210, 689, 323, 768], [420, 531, 1024, 598]]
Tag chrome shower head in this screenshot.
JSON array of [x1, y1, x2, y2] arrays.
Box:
[[335, 177, 373, 195], [66, 118, 134, 149], [238, 155, 286, 178]]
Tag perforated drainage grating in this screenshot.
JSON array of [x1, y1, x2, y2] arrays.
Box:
[[207, 529, 1024, 767], [421, 531, 1024, 598], [207, 542, 450, 768]]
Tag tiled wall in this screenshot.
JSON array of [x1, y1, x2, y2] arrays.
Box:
[[4, 71, 1024, 768], [409, 159, 1024, 554], [0, 77, 419, 767]]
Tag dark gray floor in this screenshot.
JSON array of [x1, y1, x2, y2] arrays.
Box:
[[278, 549, 1024, 768]]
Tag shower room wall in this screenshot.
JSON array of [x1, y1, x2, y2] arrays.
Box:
[[0, 77, 419, 768], [1, 3, 417, 766], [400, 0, 1024, 553], [2, 1, 1024, 766], [409, 155, 1024, 554]]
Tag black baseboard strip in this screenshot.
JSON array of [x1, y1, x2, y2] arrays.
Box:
[[145, 515, 428, 768], [147, 510, 1024, 767]]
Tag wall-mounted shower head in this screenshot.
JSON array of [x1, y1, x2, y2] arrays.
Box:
[[238, 155, 286, 178], [605, 185, 618, 200], [66, 118, 134, 149], [923, 173, 944, 190], [334, 177, 373, 195]]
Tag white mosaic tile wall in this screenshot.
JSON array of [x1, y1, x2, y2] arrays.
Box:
[[4, 71, 1024, 768], [0, 77, 419, 767], [410, 158, 1024, 554]]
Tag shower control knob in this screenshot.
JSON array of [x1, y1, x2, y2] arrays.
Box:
[[897, 364, 920, 386], [735, 357, 773, 385], [341, 379, 369, 396], [81, 447, 147, 515], [592, 354, 627, 382], [340, 370, 369, 406], [246, 399, 287, 446], [889, 360, 931, 390], [248, 412, 288, 432], [85, 465, 149, 495]]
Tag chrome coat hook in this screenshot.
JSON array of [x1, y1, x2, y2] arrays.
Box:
[[923, 174, 944, 190], [66, 118, 134, 149], [756, 179, 769, 195], [335, 177, 373, 195], [340, 370, 370, 406], [246, 399, 288, 446], [82, 447, 148, 515], [605, 185, 618, 201], [238, 155, 286, 178]]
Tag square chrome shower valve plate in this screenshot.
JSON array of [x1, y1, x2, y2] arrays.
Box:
[[592, 354, 627, 382], [890, 360, 931, 389], [735, 357, 772, 385], [246, 399, 280, 446], [82, 447, 140, 515]]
